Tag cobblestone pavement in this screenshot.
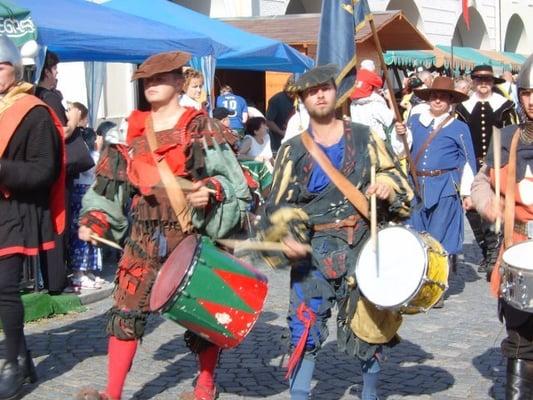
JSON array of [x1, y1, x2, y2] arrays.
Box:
[[2, 228, 508, 399]]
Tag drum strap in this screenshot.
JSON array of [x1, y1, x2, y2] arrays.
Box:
[[503, 129, 521, 249], [413, 114, 453, 167], [301, 131, 369, 220], [145, 116, 193, 233]]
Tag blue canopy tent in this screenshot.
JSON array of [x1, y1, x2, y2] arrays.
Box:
[[98, 0, 313, 73], [13, 0, 231, 122], [15, 0, 228, 61]]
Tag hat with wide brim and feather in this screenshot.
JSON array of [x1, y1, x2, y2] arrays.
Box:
[[413, 76, 469, 104]]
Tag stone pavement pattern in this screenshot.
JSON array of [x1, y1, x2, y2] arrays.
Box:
[[2, 229, 508, 399]]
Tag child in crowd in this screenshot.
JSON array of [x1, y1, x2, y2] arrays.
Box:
[[67, 103, 105, 289]]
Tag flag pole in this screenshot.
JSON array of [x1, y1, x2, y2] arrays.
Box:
[[368, 17, 420, 197], [450, 40, 455, 78]]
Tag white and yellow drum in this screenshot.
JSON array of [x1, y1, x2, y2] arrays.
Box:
[[355, 225, 449, 314]]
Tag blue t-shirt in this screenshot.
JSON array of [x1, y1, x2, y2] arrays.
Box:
[[307, 137, 345, 193], [216, 93, 248, 130]]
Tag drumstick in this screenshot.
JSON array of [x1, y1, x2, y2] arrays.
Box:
[[217, 239, 312, 253], [370, 164, 379, 277], [493, 127, 502, 234], [90, 234, 123, 251]]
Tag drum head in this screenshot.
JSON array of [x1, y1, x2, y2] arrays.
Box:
[[503, 240, 533, 270], [356, 226, 427, 308], [149, 235, 199, 312]]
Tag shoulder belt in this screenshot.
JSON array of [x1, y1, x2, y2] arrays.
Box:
[[300, 130, 369, 220]]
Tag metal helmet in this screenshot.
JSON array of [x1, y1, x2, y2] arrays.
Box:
[[0, 35, 22, 80], [517, 53, 533, 91]]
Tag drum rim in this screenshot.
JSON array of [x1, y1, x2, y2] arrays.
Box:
[[355, 224, 430, 310], [502, 239, 533, 270], [151, 234, 202, 313]]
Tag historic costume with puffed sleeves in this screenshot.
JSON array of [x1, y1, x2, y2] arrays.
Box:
[[80, 107, 251, 341]]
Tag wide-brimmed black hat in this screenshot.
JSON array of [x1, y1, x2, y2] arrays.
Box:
[[288, 64, 339, 94], [470, 64, 505, 84], [413, 76, 469, 104]]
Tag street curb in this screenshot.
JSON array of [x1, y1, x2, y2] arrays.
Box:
[[78, 285, 114, 306]]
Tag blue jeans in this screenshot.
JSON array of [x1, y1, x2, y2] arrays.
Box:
[[361, 355, 381, 400]]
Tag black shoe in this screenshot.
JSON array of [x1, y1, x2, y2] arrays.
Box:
[[0, 361, 23, 400], [18, 351, 37, 384], [506, 358, 533, 400], [477, 261, 488, 273]]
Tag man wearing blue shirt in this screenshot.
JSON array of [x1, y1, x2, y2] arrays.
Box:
[[396, 76, 477, 307], [216, 85, 248, 135]]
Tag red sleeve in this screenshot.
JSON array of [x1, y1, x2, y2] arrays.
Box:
[[79, 211, 110, 237]]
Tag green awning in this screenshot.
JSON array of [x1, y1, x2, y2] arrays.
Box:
[[436, 45, 507, 71], [502, 51, 527, 64], [0, 0, 37, 47], [385, 46, 525, 73], [384, 50, 435, 68]]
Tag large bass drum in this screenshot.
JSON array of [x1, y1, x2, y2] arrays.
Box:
[[501, 240, 533, 312], [355, 225, 449, 314]]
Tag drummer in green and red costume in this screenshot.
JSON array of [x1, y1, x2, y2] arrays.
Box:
[[75, 51, 251, 400], [263, 64, 413, 400]]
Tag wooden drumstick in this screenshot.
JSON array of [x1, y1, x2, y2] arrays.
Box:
[[493, 127, 502, 234], [217, 239, 312, 253], [90, 234, 123, 251], [370, 164, 379, 277], [175, 177, 217, 194]]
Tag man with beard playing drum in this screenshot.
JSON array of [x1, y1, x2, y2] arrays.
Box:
[[75, 51, 252, 400], [262, 64, 413, 400], [471, 53, 533, 400]]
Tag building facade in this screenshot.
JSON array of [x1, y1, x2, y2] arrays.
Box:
[[176, 0, 532, 53]]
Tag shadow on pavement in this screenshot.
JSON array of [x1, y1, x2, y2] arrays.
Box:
[[18, 310, 164, 397], [473, 347, 506, 400], [310, 339, 454, 399], [446, 252, 481, 298], [132, 311, 289, 399]]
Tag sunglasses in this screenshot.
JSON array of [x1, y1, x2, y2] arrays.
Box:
[[473, 76, 494, 83]]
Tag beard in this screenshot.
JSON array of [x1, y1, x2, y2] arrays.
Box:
[[307, 102, 336, 120]]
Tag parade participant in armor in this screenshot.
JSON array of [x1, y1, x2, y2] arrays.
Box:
[[0, 35, 65, 399], [471, 53, 533, 400], [76, 51, 251, 400], [456, 65, 519, 275], [264, 64, 413, 400], [396, 77, 477, 304]]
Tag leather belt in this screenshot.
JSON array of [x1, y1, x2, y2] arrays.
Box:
[[415, 168, 456, 177], [514, 220, 532, 238], [313, 215, 361, 231], [313, 215, 361, 245]]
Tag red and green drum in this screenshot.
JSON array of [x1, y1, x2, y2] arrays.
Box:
[[149, 235, 268, 348]]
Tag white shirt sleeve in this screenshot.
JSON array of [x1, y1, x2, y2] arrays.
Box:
[[460, 162, 475, 196]]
